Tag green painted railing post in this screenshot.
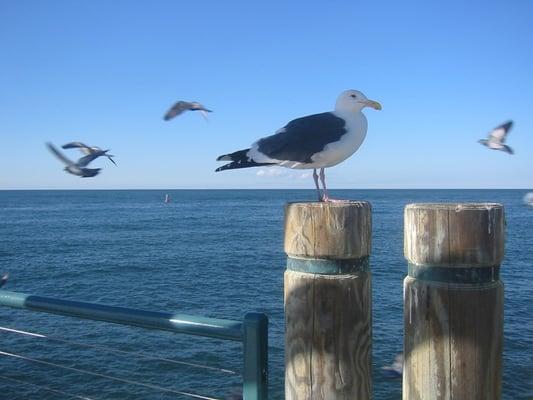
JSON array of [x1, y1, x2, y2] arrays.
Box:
[[242, 312, 268, 400]]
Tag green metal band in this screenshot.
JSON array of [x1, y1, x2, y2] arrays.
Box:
[[287, 256, 369, 275], [408, 263, 500, 284]]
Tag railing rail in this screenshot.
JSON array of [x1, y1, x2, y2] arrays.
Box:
[[0, 289, 268, 400]]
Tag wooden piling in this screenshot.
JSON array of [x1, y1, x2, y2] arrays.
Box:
[[284, 201, 372, 400], [403, 203, 505, 400]]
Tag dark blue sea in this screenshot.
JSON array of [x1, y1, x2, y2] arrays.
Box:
[[0, 190, 531, 399]]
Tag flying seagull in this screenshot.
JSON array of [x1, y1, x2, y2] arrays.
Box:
[[163, 101, 212, 121], [478, 121, 514, 154], [0, 273, 8, 288], [46, 142, 101, 177], [215, 89, 381, 202], [62, 142, 117, 165], [382, 353, 403, 379]]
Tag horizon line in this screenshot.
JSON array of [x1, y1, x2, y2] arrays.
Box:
[[1, 188, 532, 191]]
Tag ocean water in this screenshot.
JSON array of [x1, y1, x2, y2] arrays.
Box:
[[0, 189, 531, 399]]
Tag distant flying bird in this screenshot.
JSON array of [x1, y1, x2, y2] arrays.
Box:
[[62, 142, 117, 165], [163, 101, 212, 121], [478, 121, 514, 154], [382, 353, 403, 378], [216, 89, 381, 202], [0, 273, 8, 288], [46, 142, 101, 177]]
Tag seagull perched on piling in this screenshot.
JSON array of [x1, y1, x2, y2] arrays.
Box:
[[62, 142, 117, 165], [478, 121, 514, 154], [46, 142, 102, 177], [215, 90, 381, 201], [163, 101, 212, 121]]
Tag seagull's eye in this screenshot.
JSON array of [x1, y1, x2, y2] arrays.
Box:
[[350, 94, 357, 98]]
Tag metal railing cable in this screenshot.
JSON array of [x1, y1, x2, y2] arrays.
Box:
[[0, 349, 221, 400], [0, 375, 94, 400], [0, 325, 238, 375], [0, 290, 268, 399]]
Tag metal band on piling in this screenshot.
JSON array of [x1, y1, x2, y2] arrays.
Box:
[[286, 256, 369, 274], [403, 203, 504, 400], [407, 263, 500, 284], [284, 201, 372, 400]]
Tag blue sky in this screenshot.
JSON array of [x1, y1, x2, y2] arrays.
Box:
[[1, 0, 531, 189]]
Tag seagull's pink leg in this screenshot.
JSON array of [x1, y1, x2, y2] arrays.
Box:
[[319, 168, 330, 201], [320, 168, 346, 203], [313, 169, 322, 201]]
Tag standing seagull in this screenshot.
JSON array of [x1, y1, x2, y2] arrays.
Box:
[[46, 142, 101, 177], [478, 121, 514, 154], [62, 142, 117, 165], [216, 90, 381, 201], [163, 101, 212, 121]]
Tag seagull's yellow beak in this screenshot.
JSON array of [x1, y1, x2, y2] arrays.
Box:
[[364, 100, 382, 110]]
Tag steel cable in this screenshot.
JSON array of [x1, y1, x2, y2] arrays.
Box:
[[0, 350, 221, 400], [0, 325, 237, 375]]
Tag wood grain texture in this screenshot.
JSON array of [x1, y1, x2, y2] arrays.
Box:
[[404, 203, 505, 267], [284, 202, 372, 399], [403, 277, 503, 400], [403, 202, 504, 400], [285, 270, 372, 400], [285, 202, 372, 259]]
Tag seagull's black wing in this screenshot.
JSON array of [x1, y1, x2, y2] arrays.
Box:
[[77, 153, 100, 167], [189, 102, 212, 112], [62, 142, 90, 150], [502, 145, 514, 155], [163, 101, 191, 120], [255, 112, 347, 163], [46, 143, 75, 166]]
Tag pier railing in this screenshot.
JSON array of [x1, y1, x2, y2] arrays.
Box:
[[0, 289, 268, 399]]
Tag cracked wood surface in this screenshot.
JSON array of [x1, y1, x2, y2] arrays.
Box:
[[284, 202, 372, 399]]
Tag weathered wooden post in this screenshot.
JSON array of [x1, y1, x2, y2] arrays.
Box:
[[284, 201, 372, 399], [403, 203, 505, 400]]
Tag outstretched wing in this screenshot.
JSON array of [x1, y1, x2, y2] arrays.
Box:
[[62, 142, 90, 150], [163, 101, 191, 120], [46, 143, 74, 166], [190, 102, 212, 112], [77, 153, 100, 167], [488, 121, 513, 144], [253, 112, 347, 163], [62, 141, 93, 155]]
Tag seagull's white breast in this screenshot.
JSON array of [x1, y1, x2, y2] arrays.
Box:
[[306, 111, 368, 169]]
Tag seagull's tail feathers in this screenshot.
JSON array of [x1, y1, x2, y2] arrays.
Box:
[[216, 149, 250, 162], [215, 149, 276, 172]]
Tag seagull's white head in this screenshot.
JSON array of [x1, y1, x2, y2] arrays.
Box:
[[335, 90, 382, 114]]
